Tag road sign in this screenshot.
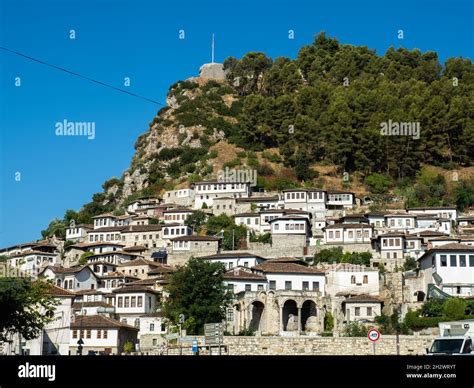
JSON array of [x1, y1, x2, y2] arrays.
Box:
[[192, 340, 198, 353], [204, 323, 224, 345], [367, 328, 381, 342], [77, 338, 84, 345], [165, 333, 179, 340]]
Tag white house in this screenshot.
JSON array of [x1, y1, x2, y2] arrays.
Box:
[[323, 224, 372, 245], [194, 180, 251, 209], [163, 188, 195, 207], [326, 190, 355, 211], [162, 224, 192, 242], [342, 295, 382, 323], [234, 213, 262, 233], [407, 206, 457, 222], [282, 188, 326, 216], [385, 213, 417, 231], [69, 315, 138, 355], [163, 208, 194, 224], [66, 224, 93, 242], [200, 252, 267, 270], [39, 265, 100, 292], [170, 235, 220, 253], [112, 285, 160, 331], [253, 260, 326, 294], [7, 250, 60, 279], [418, 243, 474, 297], [223, 267, 267, 294], [324, 263, 379, 297], [16, 284, 76, 356]]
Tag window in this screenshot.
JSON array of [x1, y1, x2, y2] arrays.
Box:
[[367, 307, 372, 316], [97, 330, 101, 339], [285, 281, 292, 290], [351, 275, 356, 284], [72, 330, 77, 339], [124, 296, 130, 308], [363, 275, 368, 284], [450, 255, 457, 267], [245, 284, 251, 292], [355, 307, 360, 316], [103, 330, 107, 339], [348, 231, 354, 239], [329, 231, 334, 239], [269, 281, 276, 290], [86, 330, 91, 339], [227, 284, 234, 292], [457, 286, 461, 294], [244, 262, 249, 267], [131, 296, 136, 308], [257, 284, 264, 291], [228, 262, 233, 269], [440, 255, 447, 267], [460, 255, 466, 267], [302, 281, 309, 291], [118, 297, 123, 307], [335, 231, 340, 239], [312, 282, 319, 291], [470, 256, 474, 267], [153, 338, 157, 346]]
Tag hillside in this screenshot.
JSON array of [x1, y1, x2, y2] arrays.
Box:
[[42, 32, 474, 237]]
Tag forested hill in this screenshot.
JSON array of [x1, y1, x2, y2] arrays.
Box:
[[222, 32, 474, 177], [41, 33, 474, 237]]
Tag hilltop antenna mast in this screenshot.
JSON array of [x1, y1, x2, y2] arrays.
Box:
[[211, 33, 215, 63]]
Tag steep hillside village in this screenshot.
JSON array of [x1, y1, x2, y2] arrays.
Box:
[[2, 43, 474, 356]]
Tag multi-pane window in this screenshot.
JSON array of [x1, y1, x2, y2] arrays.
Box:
[[450, 255, 457, 267], [440, 255, 447, 267], [285, 281, 292, 290]]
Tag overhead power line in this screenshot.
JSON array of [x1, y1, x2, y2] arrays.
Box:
[[0, 46, 165, 106]]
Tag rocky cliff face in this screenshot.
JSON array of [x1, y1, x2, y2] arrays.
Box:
[[108, 64, 235, 206]]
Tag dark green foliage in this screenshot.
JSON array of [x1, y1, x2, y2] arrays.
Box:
[[402, 257, 417, 271], [404, 298, 472, 329], [249, 232, 272, 244], [313, 248, 372, 266], [375, 312, 410, 334], [0, 279, 58, 342], [185, 211, 207, 233], [221, 32, 474, 178], [205, 214, 248, 250], [454, 178, 474, 211], [364, 173, 392, 194], [162, 258, 232, 335], [343, 322, 367, 337]]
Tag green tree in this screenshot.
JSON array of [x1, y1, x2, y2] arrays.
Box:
[[324, 312, 334, 331], [185, 211, 207, 233], [162, 258, 232, 335], [123, 341, 134, 354], [79, 252, 93, 265], [402, 257, 417, 271], [364, 173, 392, 194], [0, 279, 58, 342], [343, 322, 367, 337], [442, 298, 467, 320]]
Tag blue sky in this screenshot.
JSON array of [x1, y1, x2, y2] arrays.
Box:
[[0, 0, 473, 247]]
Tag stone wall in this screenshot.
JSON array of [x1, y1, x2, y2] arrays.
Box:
[[149, 335, 435, 355]]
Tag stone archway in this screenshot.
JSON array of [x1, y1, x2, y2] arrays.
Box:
[[249, 301, 265, 332], [282, 299, 298, 331], [301, 300, 318, 332]]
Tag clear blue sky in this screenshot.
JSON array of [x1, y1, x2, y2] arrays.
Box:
[[0, 0, 473, 247]]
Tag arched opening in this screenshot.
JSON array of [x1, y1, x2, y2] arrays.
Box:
[[249, 301, 265, 332], [301, 300, 318, 332], [282, 299, 298, 331], [415, 291, 426, 302]]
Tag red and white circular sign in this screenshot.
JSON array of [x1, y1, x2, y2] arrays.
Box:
[[367, 328, 381, 342]]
